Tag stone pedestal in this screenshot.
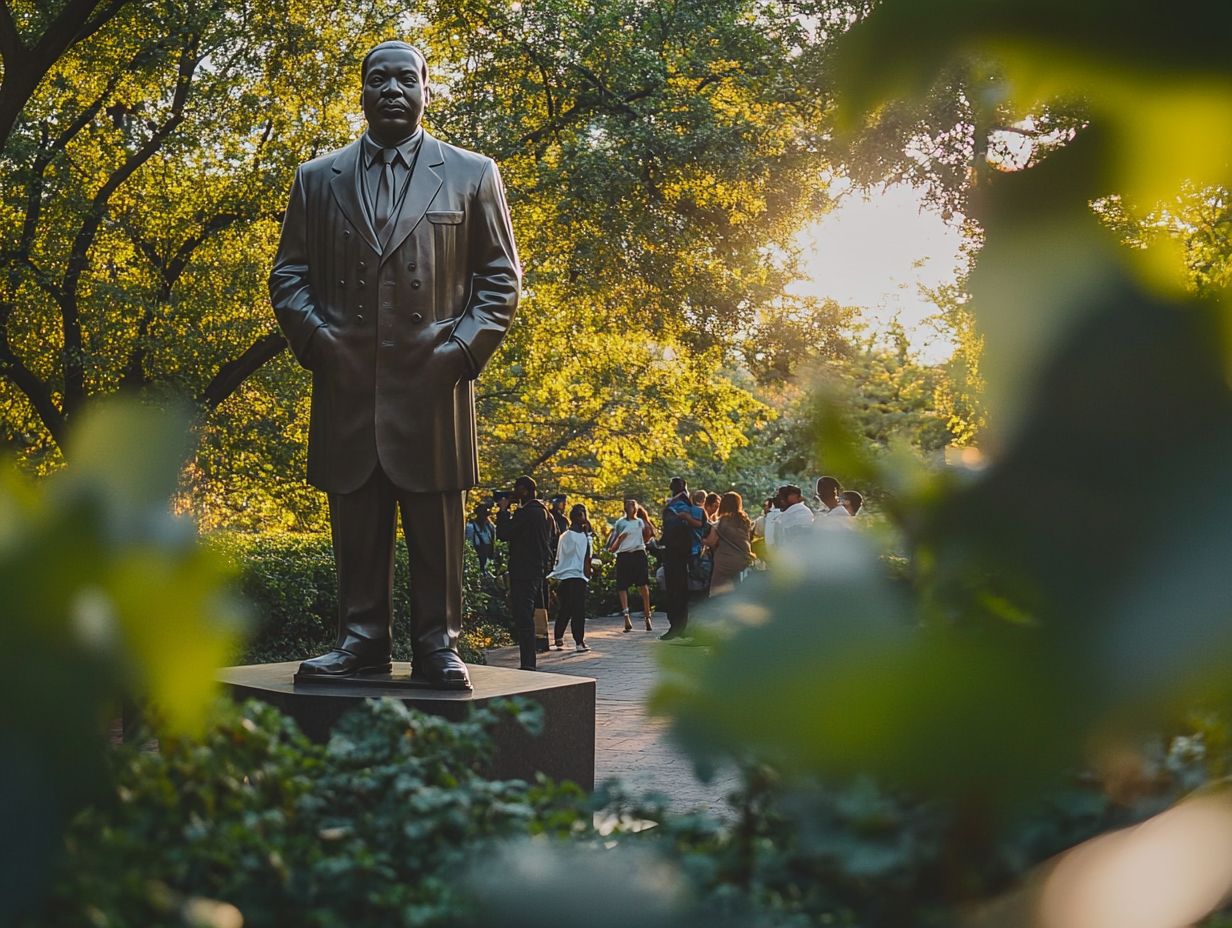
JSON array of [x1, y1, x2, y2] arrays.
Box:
[[219, 662, 595, 789]]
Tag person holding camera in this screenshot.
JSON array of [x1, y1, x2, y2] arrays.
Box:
[[495, 475, 558, 669]]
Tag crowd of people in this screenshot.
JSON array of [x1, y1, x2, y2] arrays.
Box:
[[465, 473, 863, 667]]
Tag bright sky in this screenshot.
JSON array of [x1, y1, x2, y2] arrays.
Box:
[[791, 182, 968, 363]]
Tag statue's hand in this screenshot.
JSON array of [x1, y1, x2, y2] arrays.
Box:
[[306, 324, 339, 371], [437, 338, 471, 384]]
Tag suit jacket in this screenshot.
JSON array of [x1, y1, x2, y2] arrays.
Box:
[[495, 501, 558, 581], [270, 131, 520, 494]]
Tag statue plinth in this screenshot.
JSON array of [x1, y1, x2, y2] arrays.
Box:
[[219, 661, 596, 789], [292, 668, 468, 689]]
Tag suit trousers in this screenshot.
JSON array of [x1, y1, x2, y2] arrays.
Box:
[[328, 466, 463, 661], [663, 552, 690, 634], [509, 576, 542, 669]]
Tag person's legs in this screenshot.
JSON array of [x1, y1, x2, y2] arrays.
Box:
[[575, 582, 587, 645], [664, 553, 689, 636], [553, 586, 570, 647], [614, 553, 633, 629], [626, 551, 652, 626], [510, 577, 540, 669], [560, 578, 586, 645]]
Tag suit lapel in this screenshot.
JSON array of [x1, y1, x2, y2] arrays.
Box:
[[381, 132, 445, 265], [329, 140, 380, 255]]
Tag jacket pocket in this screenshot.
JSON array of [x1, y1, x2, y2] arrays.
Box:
[[427, 210, 464, 224], [431, 211, 463, 316]]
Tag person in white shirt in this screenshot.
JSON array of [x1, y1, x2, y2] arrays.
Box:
[[607, 498, 654, 632], [762, 491, 784, 549], [815, 475, 853, 527], [775, 484, 814, 543], [548, 503, 593, 651]]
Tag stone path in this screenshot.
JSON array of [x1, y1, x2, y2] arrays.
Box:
[[485, 610, 741, 817]]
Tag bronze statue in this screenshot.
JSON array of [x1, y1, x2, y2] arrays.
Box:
[[269, 40, 520, 689]]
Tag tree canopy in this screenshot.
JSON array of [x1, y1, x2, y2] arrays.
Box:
[[0, 0, 869, 528]]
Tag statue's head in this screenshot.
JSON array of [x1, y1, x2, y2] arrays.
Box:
[[361, 40, 430, 144]]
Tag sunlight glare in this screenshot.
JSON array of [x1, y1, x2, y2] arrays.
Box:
[[791, 183, 967, 362]]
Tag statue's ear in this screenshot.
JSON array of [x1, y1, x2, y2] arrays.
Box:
[[423, 84, 432, 109]]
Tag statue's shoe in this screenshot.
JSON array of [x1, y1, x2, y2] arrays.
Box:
[[296, 648, 392, 677], [411, 648, 472, 690]]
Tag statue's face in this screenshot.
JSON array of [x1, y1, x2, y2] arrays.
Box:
[[362, 46, 428, 143]]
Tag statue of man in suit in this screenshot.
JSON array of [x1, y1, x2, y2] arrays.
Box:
[[269, 40, 520, 689]]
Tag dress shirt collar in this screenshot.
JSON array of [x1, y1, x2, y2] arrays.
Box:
[[362, 127, 423, 169]]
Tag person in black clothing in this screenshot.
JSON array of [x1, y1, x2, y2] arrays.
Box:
[[538, 492, 569, 652], [549, 494, 569, 535], [495, 475, 557, 669], [660, 476, 705, 640]]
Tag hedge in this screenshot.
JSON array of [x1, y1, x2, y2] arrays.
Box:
[[213, 532, 513, 666]]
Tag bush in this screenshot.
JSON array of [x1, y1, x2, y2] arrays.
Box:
[[215, 532, 513, 666], [32, 698, 588, 928]]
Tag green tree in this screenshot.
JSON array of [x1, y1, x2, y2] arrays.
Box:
[[1, 0, 853, 530], [0, 0, 411, 471]]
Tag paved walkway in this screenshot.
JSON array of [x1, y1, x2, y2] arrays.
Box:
[[485, 610, 740, 816]]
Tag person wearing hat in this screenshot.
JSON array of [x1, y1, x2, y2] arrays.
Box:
[[549, 494, 569, 536], [539, 492, 569, 652], [495, 475, 557, 669]]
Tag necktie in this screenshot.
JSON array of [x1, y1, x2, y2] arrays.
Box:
[[374, 148, 398, 235]]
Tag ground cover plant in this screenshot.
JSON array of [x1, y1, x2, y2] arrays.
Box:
[[29, 698, 589, 928]]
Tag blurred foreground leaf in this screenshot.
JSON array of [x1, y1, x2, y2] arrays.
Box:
[[0, 400, 244, 921]]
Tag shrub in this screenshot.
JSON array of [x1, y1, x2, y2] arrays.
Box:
[[214, 532, 513, 666], [32, 698, 588, 928]]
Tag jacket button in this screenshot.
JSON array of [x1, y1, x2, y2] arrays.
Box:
[[338, 278, 346, 287], [358, 260, 367, 270], [407, 262, 417, 271], [357, 279, 366, 288], [343, 229, 351, 238], [411, 279, 421, 289], [355, 313, 365, 323], [410, 312, 423, 323], [357, 303, 364, 312]]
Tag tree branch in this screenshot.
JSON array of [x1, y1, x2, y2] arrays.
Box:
[[0, 306, 65, 447], [0, 2, 22, 63], [59, 40, 200, 415], [197, 332, 287, 411], [0, 0, 133, 148], [520, 408, 612, 474]]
